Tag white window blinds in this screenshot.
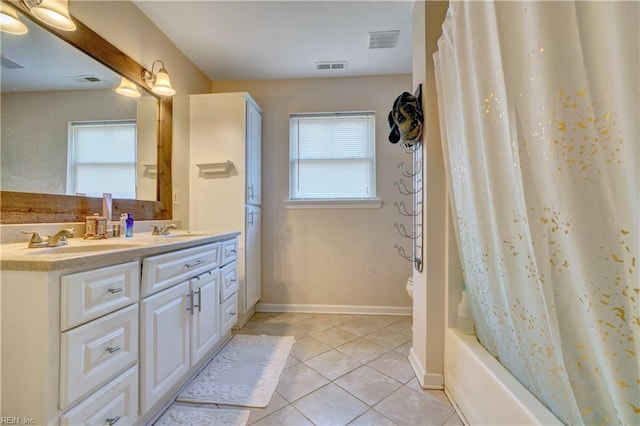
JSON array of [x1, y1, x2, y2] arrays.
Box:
[[67, 121, 137, 198], [289, 112, 376, 200]]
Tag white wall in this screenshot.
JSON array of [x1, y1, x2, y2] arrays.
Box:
[[409, 0, 450, 389], [69, 0, 212, 224], [29, 2, 414, 312], [213, 76, 414, 311]]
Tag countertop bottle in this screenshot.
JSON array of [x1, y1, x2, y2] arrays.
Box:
[[125, 213, 134, 237], [457, 287, 475, 335], [119, 214, 128, 238]]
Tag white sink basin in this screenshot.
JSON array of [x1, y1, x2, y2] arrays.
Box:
[[156, 232, 211, 238], [27, 243, 141, 255]]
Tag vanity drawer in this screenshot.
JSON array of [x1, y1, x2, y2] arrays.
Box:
[[60, 366, 138, 426], [221, 238, 238, 265], [141, 242, 222, 297], [60, 304, 138, 409], [220, 261, 239, 302], [61, 261, 140, 331], [220, 292, 238, 334]]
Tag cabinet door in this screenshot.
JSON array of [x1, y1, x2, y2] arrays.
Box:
[[246, 205, 262, 309], [140, 282, 190, 413], [190, 271, 221, 366], [246, 101, 262, 205]]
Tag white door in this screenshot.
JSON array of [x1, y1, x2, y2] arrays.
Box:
[[246, 101, 262, 205], [190, 271, 221, 366], [245, 205, 262, 309], [140, 282, 190, 413]]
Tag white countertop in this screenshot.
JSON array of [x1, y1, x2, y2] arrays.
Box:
[[0, 231, 241, 272]]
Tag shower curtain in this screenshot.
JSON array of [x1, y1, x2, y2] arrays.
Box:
[[434, 1, 638, 424]]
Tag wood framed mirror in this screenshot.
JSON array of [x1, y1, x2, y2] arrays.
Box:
[[0, 1, 172, 224]]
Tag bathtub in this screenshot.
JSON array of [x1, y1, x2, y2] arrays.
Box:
[[444, 328, 563, 425]]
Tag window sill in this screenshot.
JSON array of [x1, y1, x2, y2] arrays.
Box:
[[283, 198, 383, 209]]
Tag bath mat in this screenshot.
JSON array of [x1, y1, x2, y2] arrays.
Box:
[[154, 403, 250, 426], [177, 334, 295, 408]]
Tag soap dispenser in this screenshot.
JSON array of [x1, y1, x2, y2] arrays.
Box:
[[125, 213, 134, 237]]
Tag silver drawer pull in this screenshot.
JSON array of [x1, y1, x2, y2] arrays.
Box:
[[185, 259, 206, 268], [229, 249, 237, 255], [107, 287, 123, 294], [106, 415, 121, 425], [106, 345, 121, 354], [230, 312, 236, 316]]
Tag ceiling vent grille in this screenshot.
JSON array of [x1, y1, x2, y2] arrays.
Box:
[[1, 54, 25, 69], [66, 75, 102, 83], [315, 61, 347, 71], [368, 30, 400, 49]]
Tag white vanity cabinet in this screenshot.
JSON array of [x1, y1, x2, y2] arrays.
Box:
[[0, 261, 140, 425], [139, 273, 221, 413], [0, 232, 240, 426], [59, 262, 140, 423], [139, 238, 239, 416]]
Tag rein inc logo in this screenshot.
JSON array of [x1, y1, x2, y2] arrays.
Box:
[[1, 418, 35, 425]]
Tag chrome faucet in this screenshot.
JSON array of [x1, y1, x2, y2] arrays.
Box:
[[46, 229, 75, 247], [151, 223, 178, 236], [21, 228, 74, 248], [21, 230, 46, 248]]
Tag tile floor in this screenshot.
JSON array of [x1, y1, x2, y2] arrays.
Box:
[[228, 312, 464, 426]]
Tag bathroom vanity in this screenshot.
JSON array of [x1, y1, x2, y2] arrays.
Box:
[[0, 231, 240, 425]]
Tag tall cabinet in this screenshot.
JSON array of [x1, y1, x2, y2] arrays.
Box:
[[189, 92, 262, 327]]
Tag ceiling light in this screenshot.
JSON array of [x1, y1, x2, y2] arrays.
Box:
[[0, 3, 28, 35], [368, 30, 400, 49], [24, 0, 76, 31], [142, 60, 176, 97], [116, 77, 141, 98]]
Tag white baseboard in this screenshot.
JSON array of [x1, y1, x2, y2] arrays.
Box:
[[409, 347, 444, 390], [255, 303, 412, 316]]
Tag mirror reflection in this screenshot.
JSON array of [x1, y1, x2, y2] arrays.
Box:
[[0, 11, 158, 201]]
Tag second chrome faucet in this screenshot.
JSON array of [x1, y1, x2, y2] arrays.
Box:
[[21, 228, 75, 248], [151, 224, 177, 236]]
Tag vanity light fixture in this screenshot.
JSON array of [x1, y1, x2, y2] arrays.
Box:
[[142, 60, 176, 97], [23, 0, 76, 31], [115, 77, 141, 98], [0, 3, 28, 35]]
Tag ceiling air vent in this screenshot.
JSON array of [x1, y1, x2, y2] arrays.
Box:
[[315, 61, 347, 71], [368, 30, 400, 49], [1, 54, 26, 69], [66, 75, 102, 83]]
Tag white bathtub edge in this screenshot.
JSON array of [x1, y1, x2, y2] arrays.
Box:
[[444, 328, 563, 426]]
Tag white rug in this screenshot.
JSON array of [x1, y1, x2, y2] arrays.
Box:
[[155, 404, 250, 426], [177, 334, 295, 408]]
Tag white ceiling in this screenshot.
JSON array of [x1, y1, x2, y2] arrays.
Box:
[[1, 16, 120, 92], [132, 1, 414, 81]]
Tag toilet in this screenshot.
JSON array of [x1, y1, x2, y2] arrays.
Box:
[[406, 276, 414, 299]]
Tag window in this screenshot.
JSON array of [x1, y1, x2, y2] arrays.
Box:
[[67, 120, 137, 198], [288, 112, 377, 204]]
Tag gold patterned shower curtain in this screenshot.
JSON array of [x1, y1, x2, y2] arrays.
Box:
[[434, 1, 639, 424]]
